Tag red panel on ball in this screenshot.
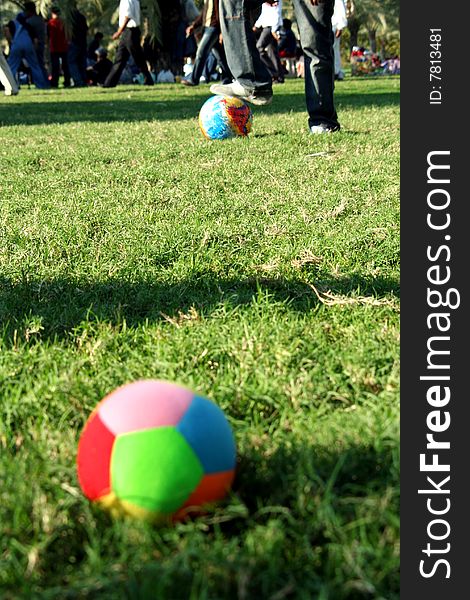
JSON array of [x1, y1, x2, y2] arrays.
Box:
[[182, 469, 235, 509], [77, 411, 116, 500]]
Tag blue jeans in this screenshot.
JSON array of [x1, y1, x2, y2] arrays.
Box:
[[7, 36, 50, 89], [219, 0, 271, 93], [219, 0, 339, 128], [190, 26, 231, 85]]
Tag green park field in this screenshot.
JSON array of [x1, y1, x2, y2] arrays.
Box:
[[0, 77, 399, 599]]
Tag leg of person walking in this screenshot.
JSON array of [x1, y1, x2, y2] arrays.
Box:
[[292, 0, 339, 132], [128, 28, 154, 85], [103, 35, 131, 87], [265, 32, 284, 83], [185, 26, 219, 85], [256, 27, 276, 76], [211, 43, 232, 84], [211, 0, 272, 104]]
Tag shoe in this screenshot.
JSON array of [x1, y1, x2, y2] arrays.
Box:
[[181, 78, 195, 86], [210, 81, 272, 106], [310, 123, 340, 134]]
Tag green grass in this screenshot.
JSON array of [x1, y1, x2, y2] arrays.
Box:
[[0, 77, 399, 599]]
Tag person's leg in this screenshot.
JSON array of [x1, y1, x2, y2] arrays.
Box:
[[218, 0, 271, 93], [61, 52, 71, 87], [50, 52, 60, 87], [36, 44, 49, 82], [79, 48, 88, 84], [257, 27, 278, 76], [264, 32, 284, 82], [293, 0, 339, 130], [68, 42, 85, 86], [128, 28, 154, 85], [103, 35, 130, 87], [189, 27, 219, 85], [211, 43, 233, 84], [0, 52, 19, 95], [333, 34, 344, 79], [23, 44, 50, 89], [6, 45, 22, 80], [201, 51, 216, 82]]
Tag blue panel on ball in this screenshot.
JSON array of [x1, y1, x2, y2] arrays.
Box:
[[176, 395, 236, 474]]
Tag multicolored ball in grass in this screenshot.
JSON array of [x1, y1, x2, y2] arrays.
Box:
[[199, 95, 253, 140], [77, 380, 236, 522]]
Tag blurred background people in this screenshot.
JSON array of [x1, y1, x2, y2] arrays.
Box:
[[87, 46, 112, 85], [87, 31, 104, 64], [103, 0, 154, 88], [48, 6, 71, 88], [6, 12, 49, 89], [181, 0, 231, 87], [254, 0, 284, 84], [23, 1, 48, 81]]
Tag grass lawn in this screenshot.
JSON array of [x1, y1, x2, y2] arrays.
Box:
[[0, 76, 399, 599]]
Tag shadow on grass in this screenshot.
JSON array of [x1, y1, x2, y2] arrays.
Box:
[[0, 89, 399, 127], [0, 274, 399, 344], [10, 439, 398, 599]]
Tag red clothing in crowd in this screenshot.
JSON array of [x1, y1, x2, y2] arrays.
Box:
[[47, 16, 68, 53]]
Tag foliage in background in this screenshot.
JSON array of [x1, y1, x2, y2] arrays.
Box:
[[346, 0, 399, 55]]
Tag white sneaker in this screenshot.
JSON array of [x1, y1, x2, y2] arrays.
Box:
[[310, 124, 340, 134], [210, 80, 272, 106]]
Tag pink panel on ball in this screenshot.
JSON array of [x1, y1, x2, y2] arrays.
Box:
[[98, 380, 194, 435]]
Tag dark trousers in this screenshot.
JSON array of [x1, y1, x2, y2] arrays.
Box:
[[68, 42, 87, 86], [50, 52, 71, 88], [189, 26, 231, 85], [104, 27, 153, 87], [292, 0, 338, 128], [256, 27, 283, 81]]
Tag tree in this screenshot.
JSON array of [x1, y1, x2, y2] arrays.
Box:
[[346, 0, 399, 56]]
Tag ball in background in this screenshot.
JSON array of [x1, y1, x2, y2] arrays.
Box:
[[77, 380, 236, 522], [199, 95, 253, 140]]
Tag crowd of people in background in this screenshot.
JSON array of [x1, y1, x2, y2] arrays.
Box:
[[1, 0, 398, 98]]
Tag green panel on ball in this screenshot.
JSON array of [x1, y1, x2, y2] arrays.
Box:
[[110, 427, 204, 515]]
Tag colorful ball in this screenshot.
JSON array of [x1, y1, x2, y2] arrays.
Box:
[[199, 95, 253, 140], [77, 380, 236, 521]]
